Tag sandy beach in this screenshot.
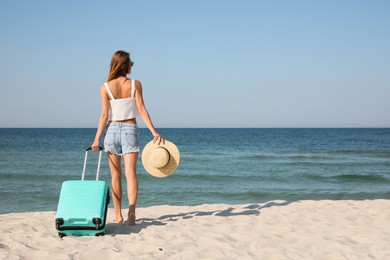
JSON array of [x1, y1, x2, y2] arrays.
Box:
[[1, 200, 389, 259]]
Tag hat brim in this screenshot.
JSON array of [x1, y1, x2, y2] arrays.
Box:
[[141, 140, 180, 178]]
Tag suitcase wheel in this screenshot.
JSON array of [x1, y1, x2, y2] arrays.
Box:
[[55, 218, 64, 230], [92, 218, 102, 230], [58, 232, 66, 238]]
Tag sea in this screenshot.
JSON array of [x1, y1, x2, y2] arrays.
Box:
[[0, 128, 389, 214]]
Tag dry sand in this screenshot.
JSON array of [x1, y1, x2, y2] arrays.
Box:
[[1, 200, 389, 259]]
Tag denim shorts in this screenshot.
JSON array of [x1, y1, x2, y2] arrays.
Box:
[[103, 122, 140, 156]]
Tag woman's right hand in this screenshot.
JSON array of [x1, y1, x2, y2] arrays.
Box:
[[153, 134, 165, 145]]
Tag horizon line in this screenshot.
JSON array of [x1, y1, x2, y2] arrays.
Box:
[[1, 126, 389, 129]]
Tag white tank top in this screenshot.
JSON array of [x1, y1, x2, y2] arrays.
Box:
[[104, 79, 139, 121]]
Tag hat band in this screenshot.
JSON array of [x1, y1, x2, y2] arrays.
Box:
[[158, 148, 171, 168]]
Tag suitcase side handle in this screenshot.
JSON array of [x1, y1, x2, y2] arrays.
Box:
[[82, 146, 103, 181]]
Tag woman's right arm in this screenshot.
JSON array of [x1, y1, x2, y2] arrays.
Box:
[[134, 80, 164, 145], [92, 85, 110, 151]]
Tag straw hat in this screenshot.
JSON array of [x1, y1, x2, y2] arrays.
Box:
[[141, 140, 180, 178]]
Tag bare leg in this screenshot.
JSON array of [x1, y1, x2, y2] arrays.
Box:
[[123, 152, 138, 225], [107, 153, 124, 224]]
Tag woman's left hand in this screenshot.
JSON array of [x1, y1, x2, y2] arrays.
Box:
[[91, 141, 100, 151]]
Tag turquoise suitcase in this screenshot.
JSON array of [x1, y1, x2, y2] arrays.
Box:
[[55, 147, 110, 238]]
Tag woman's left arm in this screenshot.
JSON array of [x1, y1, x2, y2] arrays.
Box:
[[92, 85, 110, 150]]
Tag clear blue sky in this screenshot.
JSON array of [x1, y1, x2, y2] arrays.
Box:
[[1, 1, 389, 128]]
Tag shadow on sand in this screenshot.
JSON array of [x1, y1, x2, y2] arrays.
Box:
[[106, 200, 291, 235]]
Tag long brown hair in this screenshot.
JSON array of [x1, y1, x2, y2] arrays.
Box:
[[107, 50, 131, 81]]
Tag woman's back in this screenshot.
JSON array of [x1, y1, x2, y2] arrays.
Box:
[[105, 77, 138, 121], [106, 77, 133, 99]]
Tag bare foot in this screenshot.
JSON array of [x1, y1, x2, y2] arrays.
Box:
[[127, 205, 136, 226], [116, 214, 124, 224]]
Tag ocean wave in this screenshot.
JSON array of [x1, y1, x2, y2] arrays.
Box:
[[333, 174, 390, 183]]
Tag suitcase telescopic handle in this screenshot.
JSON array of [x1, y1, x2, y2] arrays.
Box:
[[85, 146, 103, 152], [82, 146, 103, 181]]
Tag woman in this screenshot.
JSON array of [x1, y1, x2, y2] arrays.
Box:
[[91, 50, 163, 225]]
